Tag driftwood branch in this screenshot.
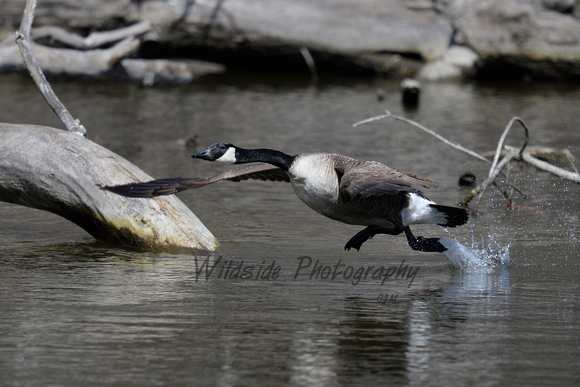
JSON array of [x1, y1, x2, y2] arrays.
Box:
[[31, 21, 151, 50], [487, 116, 529, 179], [1, 0, 221, 252], [0, 2, 208, 85], [15, 0, 86, 135], [461, 117, 530, 206], [1, 35, 204, 85], [460, 117, 578, 206], [461, 147, 520, 207], [511, 146, 580, 182], [355, 110, 579, 208]]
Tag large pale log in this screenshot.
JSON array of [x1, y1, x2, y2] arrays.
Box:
[[0, 0, 451, 75], [4, 0, 580, 78], [0, 122, 221, 253], [0, 35, 225, 85]]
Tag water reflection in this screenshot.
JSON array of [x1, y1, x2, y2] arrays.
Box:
[[290, 325, 339, 386], [406, 269, 512, 386], [406, 299, 432, 385], [336, 297, 409, 383], [1, 235, 578, 385]]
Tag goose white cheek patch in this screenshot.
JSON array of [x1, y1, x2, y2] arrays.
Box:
[[216, 147, 237, 164]]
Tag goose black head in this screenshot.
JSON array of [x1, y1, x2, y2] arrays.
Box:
[[192, 142, 238, 164]]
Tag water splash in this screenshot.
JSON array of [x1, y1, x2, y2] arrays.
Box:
[[439, 236, 511, 271]]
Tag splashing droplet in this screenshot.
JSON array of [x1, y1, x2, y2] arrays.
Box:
[[439, 237, 511, 271]]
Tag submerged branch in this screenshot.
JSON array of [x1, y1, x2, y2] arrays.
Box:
[[462, 117, 578, 206], [461, 116, 530, 206], [509, 146, 580, 183], [461, 147, 520, 207]]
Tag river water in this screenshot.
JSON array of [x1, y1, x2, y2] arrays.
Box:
[[0, 72, 578, 386]]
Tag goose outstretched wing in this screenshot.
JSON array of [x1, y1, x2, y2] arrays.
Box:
[[100, 163, 290, 198]]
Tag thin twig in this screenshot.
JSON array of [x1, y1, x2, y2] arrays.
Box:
[[566, 153, 579, 174], [300, 46, 319, 83], [354, 110, 491, 164], [15, 0, 86, 136]]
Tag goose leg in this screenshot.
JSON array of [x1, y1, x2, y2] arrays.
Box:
[[403, 227, 447, 253], [345, 225, 405, 251]]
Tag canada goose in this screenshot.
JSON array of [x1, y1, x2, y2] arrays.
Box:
[[102, 142, 468, 252]]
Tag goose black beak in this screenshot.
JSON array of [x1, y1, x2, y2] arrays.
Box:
[[191, 148, 213, 161]]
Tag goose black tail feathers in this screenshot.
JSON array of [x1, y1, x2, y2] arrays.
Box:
[[429, 204, 469, 228]]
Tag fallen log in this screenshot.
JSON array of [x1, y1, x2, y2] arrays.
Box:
[[0, 32, 225, 85], [0, 122, 221, 253], [0, 0, 221, 252]]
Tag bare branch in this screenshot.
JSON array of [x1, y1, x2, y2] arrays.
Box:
[[15, 0, 86, 135], [356, 110, 578, 209], [462, 117, 577, 205], [488, 116, 529, 180], [354, 110, 491, 163], [461, 147, 520, 207]]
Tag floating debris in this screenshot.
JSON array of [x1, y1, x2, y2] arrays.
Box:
[[458, 172, 476, 187], [401, 78, 421, 108]]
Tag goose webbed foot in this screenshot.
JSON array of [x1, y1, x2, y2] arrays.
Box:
[[345, 226, 405, 251], [404, 227, 447, 253]]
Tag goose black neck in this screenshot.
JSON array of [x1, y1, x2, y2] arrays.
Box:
[[236, 148, 295, 171]]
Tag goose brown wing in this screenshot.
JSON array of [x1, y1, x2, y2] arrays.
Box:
[[101, 163, 289, 198], [338, 161, 437, 201]]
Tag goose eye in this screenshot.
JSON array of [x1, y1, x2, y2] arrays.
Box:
[[220, 144, 226, 150]]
